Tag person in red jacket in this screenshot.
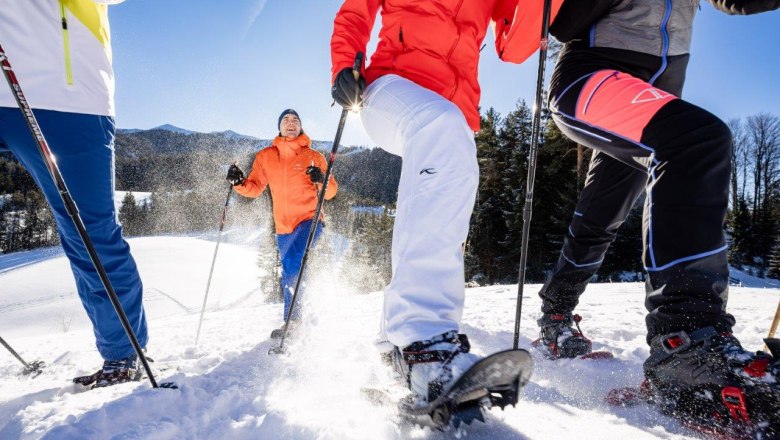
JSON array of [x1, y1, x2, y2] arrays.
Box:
[[330, 0, 563, 405], [226, 109, 337, 337]]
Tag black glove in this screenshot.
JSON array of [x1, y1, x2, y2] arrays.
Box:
[[306, 165, 324, 184], [226, 164, 245, 186], [331, 67, 365, 109]]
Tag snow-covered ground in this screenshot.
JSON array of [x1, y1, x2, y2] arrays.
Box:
[[0, 236, 778, 439]]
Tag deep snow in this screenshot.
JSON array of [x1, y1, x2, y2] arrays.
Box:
[[0, 235, 778, 439]]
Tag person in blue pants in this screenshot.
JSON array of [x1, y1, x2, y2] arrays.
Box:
[[0, 0, 147, 387], [227, 109, 337, 338]]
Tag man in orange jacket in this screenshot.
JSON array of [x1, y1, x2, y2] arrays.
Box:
[[331, 0, 563, 405], [226, 109, 337, 337]]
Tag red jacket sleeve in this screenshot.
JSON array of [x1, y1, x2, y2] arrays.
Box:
[[234, 152, 268, 198], [493, 0, 565, 64], [314, 151, 338, 200], [330, 0, 381, 82]]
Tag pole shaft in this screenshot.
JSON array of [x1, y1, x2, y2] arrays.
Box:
[[513, 0, 554, 350], [195, 185, 233, 346], [768, 299, 780, 339], [0, 335, 31, 368]]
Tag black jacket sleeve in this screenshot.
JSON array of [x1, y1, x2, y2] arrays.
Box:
[[550, 0, 615, 43], [709, 0, 780, 14]]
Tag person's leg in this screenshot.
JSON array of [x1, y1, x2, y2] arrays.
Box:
[[549, 72, 780, 427], [539, 151, 646, 315], [0, 108, 147, 361], [276, 231, 296, 321], [361, 74, 478, 348], [276, 219, 321, 321], [549, 70, 734, 340], [361, 74, 479, 401]]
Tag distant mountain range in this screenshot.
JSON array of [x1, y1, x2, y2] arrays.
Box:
[[116, 125, 344, 155], [113, 125, 397, 203]]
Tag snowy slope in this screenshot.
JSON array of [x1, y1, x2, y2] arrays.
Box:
[[0, 236, 778, 439]]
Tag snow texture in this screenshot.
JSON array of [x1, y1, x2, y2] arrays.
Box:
[[0, 236, 778, 439]]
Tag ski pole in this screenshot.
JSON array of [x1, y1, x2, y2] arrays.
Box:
[[512, 0, 554, 350], [764, 299, 780, 351], [0, 44, 173, 389], [269, 51, 363, 355], [194, 183, 234, 346], [0, 335, 44, 376]]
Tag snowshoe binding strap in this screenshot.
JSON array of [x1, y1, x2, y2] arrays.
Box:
[[73, 367, 142, 388], [646, 327, 718, 366], [401, 331, 470, 401], [402, 332, 470, 366], [91, 367, 142, 388]]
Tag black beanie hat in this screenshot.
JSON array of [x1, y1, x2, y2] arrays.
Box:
[[278, 109, 301, 132]]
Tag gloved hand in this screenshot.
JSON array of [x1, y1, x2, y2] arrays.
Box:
[[331, 67, 365, 109], [306, 165, 325, 184], [226, 164, 245, 186]]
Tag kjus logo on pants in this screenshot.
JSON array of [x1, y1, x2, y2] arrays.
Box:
[[419, 168, 436, 175]]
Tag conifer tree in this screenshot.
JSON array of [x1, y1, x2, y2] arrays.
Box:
[[728, 197, 752, 268], [768, 239, 780, 280], [468, 108, 508, 283], [119, 192, 141, 236]]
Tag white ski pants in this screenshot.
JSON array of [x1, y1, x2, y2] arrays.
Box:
[[361, 74, 479, 348]]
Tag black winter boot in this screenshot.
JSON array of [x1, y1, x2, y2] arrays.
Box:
[[93, 354, 142, 388], [535, 313, 592, 359], [644, 327, 780, 436]]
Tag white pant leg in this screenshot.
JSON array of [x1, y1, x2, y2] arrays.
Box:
[[361, 74, 479, 348]]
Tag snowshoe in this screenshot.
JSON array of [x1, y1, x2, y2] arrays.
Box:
[[391, 331, 533, 429], [399, 348, 533, 429], [607, 328, 780, 439], [532, 313, 612, 360], [73, 354, 142, 389], [21, 360, 45, 378]]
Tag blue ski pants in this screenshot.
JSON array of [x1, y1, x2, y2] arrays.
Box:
[[0, 107, 148, 360], [276, 219, 322, 321]]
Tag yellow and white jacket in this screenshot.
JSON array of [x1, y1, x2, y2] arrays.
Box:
[[0, 0, 123, 116]]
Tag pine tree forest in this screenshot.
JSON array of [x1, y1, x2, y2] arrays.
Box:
[[1, 110, 779, 290]]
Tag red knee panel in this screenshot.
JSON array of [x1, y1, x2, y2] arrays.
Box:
[[576, 70, 678, 143]]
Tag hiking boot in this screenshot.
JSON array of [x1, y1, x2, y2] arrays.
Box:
[[644, 327, 780, 431], [535, 313, 592, 359], [401, 330, 480, 404], [92, 354, 142, 388]]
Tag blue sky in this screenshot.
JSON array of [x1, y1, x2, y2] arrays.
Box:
[[110, 1, 779, 147]]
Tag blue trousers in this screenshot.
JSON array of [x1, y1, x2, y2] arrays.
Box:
[[276, 219, 322, 321], [0, 107, 148, 360]]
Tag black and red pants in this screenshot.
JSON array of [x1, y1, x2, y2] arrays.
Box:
[[542, 69, 735, 341]]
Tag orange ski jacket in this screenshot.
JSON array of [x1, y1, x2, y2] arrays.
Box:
[[331, 0, 563, 131], [234, 134, 338, 234]]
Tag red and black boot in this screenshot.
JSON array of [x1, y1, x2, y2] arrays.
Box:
[[533, 313, 593, 359], [643, 327, 780, 438]]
